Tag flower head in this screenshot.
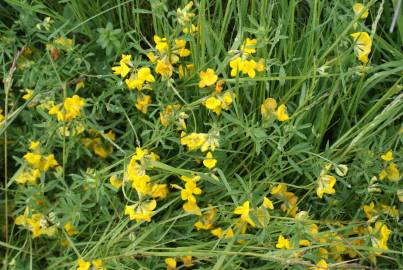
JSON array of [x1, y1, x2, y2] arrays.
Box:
[[351, 32, 372, 64], [353, 3, 369, 19], [316, 174, 336, 199], [276, 235, 291, 249], [234, 201, 256, 227], [199, 68, 218, 88]]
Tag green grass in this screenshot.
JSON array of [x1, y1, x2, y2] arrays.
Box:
[[1, 0, 402, 269]]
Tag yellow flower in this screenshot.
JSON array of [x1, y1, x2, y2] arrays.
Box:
[[351, 32, 372, 64], [299, 239, 311, 247], [380, 204, 398, 218], [241, 59, 257, 78], [75, 81, 85, 90], [148, 184, 168, 199], [180, 132, 208, 151], [175, 39, 191, 57], [194, 205, 216, 230], [63, 95, 85, 121], [261, 98, 277, 119], [240, 38, 257, 55], [22, 89, 33, 100], [316, 174, 336, 199], [0, 107, 5, 123], [229, 57, 244, 77], [64, 220, 78, 236], [353, 3, 369, 19], [204, 96, 222, 115], [109, 175, 123, 189], [234, 201, 256, 227], [104, 130, 116, 141], [276, 235, 291, 249], [165, 257, 176, 270], [15, 168, 41, 185], [199, 68, 218, 88], [311, 260, 328, 270], [211, 227, 234, 239], [369, 222, 391, 252], [77, 258, 91, 270], [131, 174, 151, 195], [183, 24, 198, 34], [183, 200, 201, 215], [125, 74, 144, 91], [135, 95, 152, 114], [23, 152, 42, 168], [363, 202, 378, 222], [39, 154, 59, 172], [154, 35, 168, 53], [276, 104, 289, 122], [380, 162, 400, 181], [380, 150, 393, 161], [112, 61, 130, 78], [181, 256, 193, 267], [155, 59, 173, 78], [124, 200, 157, 222], [262, 197, 274, 209], [146, 52, 157, 63], [125, 67, 155, 91], [54, 36, 74, 51], [221, 91, 233, 109], [120, 54, 132, 65], [271, 183, 287, 195], [181, 179, 202, 202], [29, 141, 40, 151], [137, 67, 155, 83], [15, 208, 29, 226], [256, 58, 265, 72], [92, 259, 105, 270], [203, 152, 217, 170]]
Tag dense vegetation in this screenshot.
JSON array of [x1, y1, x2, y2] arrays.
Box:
[[1, 0, 402, 269]]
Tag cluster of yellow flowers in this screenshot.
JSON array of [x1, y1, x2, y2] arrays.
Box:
[[363, 201, 399, 223], [201, 78, 234, 116], [379, 150, 400, 181], [16, 141, 59, 184], [48, 94, 85, 121], [15, 208, 57, 238], [368, 222, 391, 256], [180, 130, 219, 170], [165, 256, 193, 270], [76, 258, 106, 270], [229, 38, 265, 78], [350, 3, 372, 64], [123, 147, 168, 222], [260, 97, 289, 122]]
